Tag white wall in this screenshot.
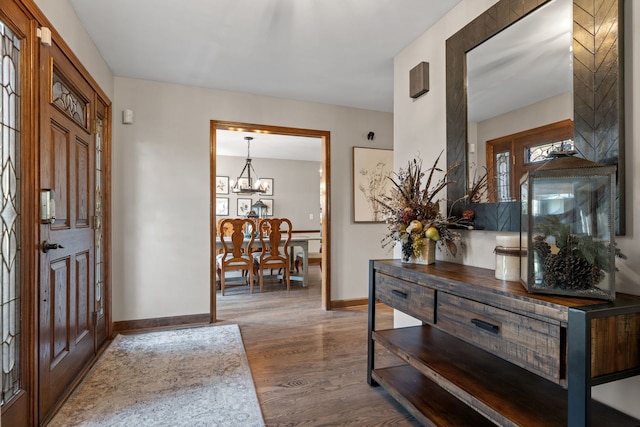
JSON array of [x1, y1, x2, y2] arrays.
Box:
[[216, 155, 321, 229], [394, 0, 640, 418], [112, 77, 393, 320]]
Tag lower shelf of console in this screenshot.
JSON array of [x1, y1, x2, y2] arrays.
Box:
[[371, 325, 640, 426]]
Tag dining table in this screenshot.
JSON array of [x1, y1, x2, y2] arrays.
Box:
[[215, 234, 321, 287]]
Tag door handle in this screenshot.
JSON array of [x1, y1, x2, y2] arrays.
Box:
[[42, 241, 64, 253]]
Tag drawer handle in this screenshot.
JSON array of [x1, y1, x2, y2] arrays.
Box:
[[391, 289, 408, 299], [471, 318, 500, 334]]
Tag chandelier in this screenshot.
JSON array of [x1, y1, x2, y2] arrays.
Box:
[[231, 136, 266, 194]]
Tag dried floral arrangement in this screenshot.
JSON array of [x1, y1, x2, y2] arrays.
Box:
[[375, 152, 463, 261], [467, 167, 488, 204]]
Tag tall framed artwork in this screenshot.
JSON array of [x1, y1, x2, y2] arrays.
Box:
[[352, 147, 393, 223]]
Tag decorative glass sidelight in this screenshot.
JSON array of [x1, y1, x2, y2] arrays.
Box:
[[95, 117, 104, 317], [495, 151, 511, 202], [0, 19, 21, 405]]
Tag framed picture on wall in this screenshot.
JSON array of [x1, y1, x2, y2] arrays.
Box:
[[259, 178, 274, 196], [216, 197, 229, 216], [260, 199, 274, 216], [237, 198, 252, 216], [353, 147, 393, 223], [215, 176, 229, 194]]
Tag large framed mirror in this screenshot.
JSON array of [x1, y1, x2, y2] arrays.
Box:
[[446, 0, 624, 234]]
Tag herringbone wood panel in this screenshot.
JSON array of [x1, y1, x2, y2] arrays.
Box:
[[573, 0, 623, 233]]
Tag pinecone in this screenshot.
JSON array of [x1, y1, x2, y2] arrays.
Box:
[[591, 265, 605, 285], [542, 253, 594, 290], [543, 254, 563, 288], [557, 245, 570, 258], [533, 239, 551, 261], [544, 251, 604, 290], [563, 255, 593, 290]]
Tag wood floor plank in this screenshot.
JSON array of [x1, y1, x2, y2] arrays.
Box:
[[216, 267, 420, 426]]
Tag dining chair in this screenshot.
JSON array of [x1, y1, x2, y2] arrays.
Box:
[[253, 218, 292, 292], [295, 245, 322, 274], [216, 218, 255, 295]]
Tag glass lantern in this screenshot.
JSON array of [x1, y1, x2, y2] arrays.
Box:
[[251, 200, 268, 219], [246, 200, 268, 236], [520, 153, 617, 300]]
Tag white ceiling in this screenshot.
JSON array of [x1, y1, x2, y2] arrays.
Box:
[[217, 130, 322, 162], [67, 0, 570, 159], [68, 0, 462, 113]]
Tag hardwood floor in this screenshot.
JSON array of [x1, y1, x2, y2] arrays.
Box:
[[216, 267, 420, 426]]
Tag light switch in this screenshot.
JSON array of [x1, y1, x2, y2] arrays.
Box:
[[309, 214, 314, 220]]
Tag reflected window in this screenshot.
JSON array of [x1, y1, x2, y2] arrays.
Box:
[[526, 139, 574, 164], [495, 152, 511, 202], [486, 120, 573, 202]]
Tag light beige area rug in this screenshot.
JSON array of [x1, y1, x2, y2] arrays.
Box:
[[49, 324, 265, 427]]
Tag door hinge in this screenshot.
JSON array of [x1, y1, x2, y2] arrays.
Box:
[[37, 27, 52, 47], [92, 311, 98, 326], [91, 119, 98, 134]]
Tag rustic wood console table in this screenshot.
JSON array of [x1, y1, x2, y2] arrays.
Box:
[[368, 260, 640, 426]]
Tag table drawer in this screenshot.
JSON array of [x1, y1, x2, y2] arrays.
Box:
[[375, 272, 435, 324], [436, 292, 562, 383]]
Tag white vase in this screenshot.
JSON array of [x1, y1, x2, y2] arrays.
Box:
[[403, 239, 436, 265]]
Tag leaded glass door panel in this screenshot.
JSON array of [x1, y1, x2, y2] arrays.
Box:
[[0, 5, 30, 426]]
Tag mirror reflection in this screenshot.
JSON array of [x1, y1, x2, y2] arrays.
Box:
[[447, 0, 623, 233], [466, 0, 573, 202]]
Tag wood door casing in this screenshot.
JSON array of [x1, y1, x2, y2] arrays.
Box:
[[210, 120, 332, 317], [38, 41, 96, 423]]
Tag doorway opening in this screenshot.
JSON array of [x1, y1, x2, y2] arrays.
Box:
[[209, 120, 331, 322]]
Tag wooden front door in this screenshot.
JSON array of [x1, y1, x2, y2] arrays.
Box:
[[38, 40, 97, 422]]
